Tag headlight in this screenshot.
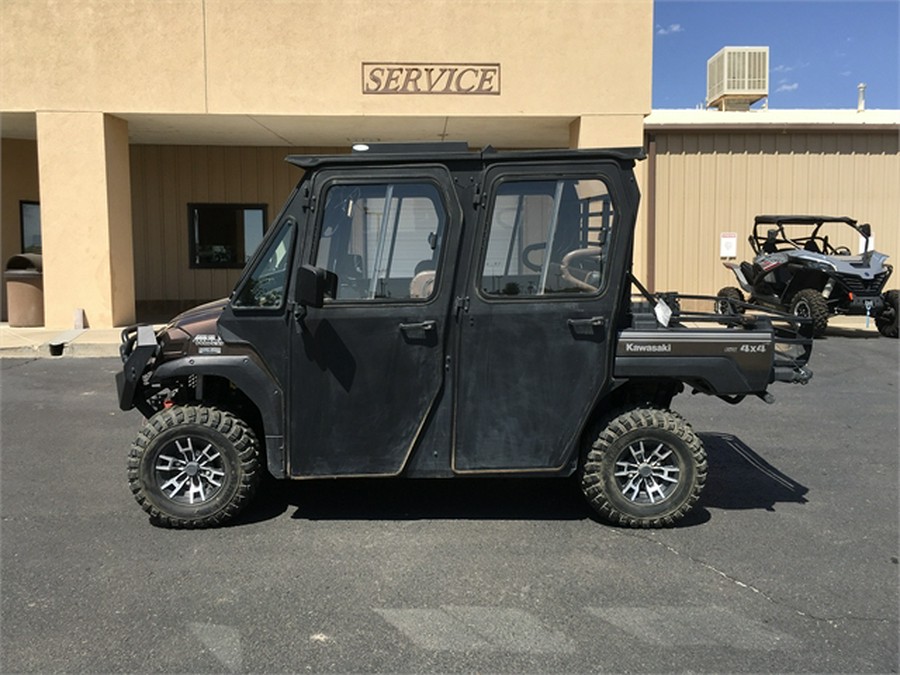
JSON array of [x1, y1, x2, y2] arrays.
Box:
[[158, 327, 191, 358], [808, 260, 836, 272]]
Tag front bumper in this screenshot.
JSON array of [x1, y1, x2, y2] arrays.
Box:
[[115, 324, 158, 411], [839, 294, 885, 316]]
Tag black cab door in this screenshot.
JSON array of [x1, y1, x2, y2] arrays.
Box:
[[452, 162, 637, 472], [288, 167, 461, 477]]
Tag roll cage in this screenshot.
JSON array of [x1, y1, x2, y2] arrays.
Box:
[[750, 215, 872, 256]]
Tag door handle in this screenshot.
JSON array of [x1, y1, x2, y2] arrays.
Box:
[[567, 316, 607, 337], [399, 320, 436, 332], [567, 316, 606, 329], [399, 320, 437, 341]]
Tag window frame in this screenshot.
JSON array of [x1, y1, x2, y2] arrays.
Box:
[[20, 200, 41, 254], [308, 173, 451, 305], [187, 202, 268, 270], [475, 171, 617, 303]]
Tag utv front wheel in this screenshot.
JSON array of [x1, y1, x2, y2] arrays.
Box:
[[579, 408, 707, 528], [128, 406, 260, 528], [790, 289, 829, 337], [876, 289, 898, 338]]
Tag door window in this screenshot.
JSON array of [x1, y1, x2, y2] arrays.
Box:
[[480, 178, 614, 297], [315, 182, 445, 301]]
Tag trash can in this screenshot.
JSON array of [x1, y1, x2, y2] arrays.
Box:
[[5, 254, 44, 327]]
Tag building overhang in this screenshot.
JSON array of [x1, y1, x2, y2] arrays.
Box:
[[1, 112, 586, 149], [645, 108, 900, 133]]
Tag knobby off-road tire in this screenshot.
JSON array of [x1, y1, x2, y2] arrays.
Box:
[[580, 408, 707, 528], [715, 286, 745, 315], [128, 405, 260, 528], [876, 289, 898, 338], [790, 288, 829, 338]]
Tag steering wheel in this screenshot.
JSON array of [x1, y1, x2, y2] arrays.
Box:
[[561, 247, 603, 292], [521, 243, 546, 272]]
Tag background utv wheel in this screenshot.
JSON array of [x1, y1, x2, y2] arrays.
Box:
[[579, 408, 707, 528], [790, 288, 829, 337], [128, 406, 260, 528], [876, 289, 898, 338], [715, 286, 745, 314]]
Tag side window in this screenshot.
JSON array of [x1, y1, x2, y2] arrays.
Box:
[[232, 220, 295, 309], [315, 182, 445, 301], [481, 178, 614, 297], [189, 203, 267, 269]]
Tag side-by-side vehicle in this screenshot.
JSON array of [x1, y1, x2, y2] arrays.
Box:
[[118, 143, 814, 529]]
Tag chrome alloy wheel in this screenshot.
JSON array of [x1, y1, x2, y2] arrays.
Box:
[[613, 440, 681, 505], [154, 437, 226, 505]]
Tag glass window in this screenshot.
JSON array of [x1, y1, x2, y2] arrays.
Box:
[[20, 201, 41, 254], [480, 178, 614, 297], [189, 204, 267, 269], [314, 182, 445, 301], [232, 219, 295, 309]]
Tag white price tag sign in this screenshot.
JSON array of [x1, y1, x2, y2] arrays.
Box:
[[720, 232, 738, 258]]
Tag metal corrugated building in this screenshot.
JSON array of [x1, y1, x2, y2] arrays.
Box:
[[642, 109, 899, 296]]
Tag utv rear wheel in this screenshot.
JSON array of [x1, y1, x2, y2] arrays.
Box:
[[876, 289, 898, 338], [790, 289, 829, 337], [128, 406, 260, 528], [580, 408, 707, 528], [715, 287, 745, 314]]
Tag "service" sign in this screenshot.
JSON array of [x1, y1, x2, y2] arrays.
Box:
[[362, 63, 501, 95]]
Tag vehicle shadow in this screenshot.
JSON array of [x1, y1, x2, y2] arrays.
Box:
[[696, 432, 808, 510], [236, 432, 809, 527], [238, 475, 588, 524]]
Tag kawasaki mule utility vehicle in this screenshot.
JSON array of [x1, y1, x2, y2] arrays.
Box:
[[117, 143, 813, 529], [717, 215, 897, 338]]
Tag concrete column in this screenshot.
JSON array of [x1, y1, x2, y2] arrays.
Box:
[[569, 114, 651, 287], [36, 112, 135, 328]]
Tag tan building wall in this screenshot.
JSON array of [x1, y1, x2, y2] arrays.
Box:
[[130, 144, 339, 317], [647, 130, 900, 297], [0, 0, 653, 327], [1, 0, 652, 119]]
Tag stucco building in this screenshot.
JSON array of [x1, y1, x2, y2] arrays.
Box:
[[1, 0, 897, 327]]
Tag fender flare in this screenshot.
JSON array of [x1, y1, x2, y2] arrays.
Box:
[[152, 355, 286, 477]]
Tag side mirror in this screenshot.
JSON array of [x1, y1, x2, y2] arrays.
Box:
[[859, 223, 872, 238], [296, 264, 337, 309]]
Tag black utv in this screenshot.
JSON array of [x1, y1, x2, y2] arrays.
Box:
[[117, 143, 813, 530], [717, 215, 897, 338]]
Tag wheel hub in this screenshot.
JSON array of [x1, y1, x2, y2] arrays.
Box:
[[154, 436, 226, 505], [614, 440, 681, 505]]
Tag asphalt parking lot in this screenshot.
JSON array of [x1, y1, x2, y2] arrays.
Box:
[[1, 333, 898, 673]]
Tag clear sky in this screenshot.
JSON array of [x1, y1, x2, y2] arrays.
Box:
[[652, 0, 900, 110]]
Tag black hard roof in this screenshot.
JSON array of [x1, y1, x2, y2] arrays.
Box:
[[286, 143, 646, 170], [754, 215, 857, 226]]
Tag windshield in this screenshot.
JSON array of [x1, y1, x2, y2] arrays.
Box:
[[232, 219, 295, 309]]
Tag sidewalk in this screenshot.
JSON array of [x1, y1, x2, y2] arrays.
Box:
[[0, 315, 884, 358], [0, 324, 126, 358]]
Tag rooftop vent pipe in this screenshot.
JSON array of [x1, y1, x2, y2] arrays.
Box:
[[857, 82, 867, 112]]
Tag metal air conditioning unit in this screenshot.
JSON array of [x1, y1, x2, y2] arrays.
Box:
[[707, 46, 769, 111]]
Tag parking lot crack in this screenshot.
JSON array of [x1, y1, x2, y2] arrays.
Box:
[[612, 530, 897, 626]]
